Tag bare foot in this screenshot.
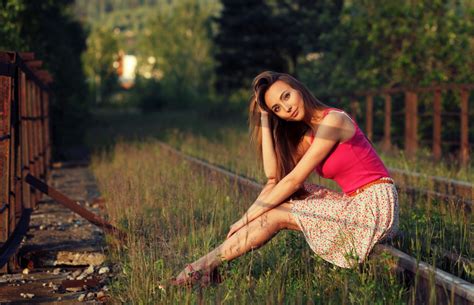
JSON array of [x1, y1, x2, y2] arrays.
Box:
[[171, 264, 207, 286], [171, 255, 223, 287]]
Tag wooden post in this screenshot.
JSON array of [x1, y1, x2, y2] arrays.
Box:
[[382, 94, 392, 152], [460, 88, 470, 166], [365, 95, 373, 140], [404, 91, 418, 157], [0, 75, 12, 274], [350, 98, 358, 121], [432, 90, 442, 160], [19, 71, 30, 212]]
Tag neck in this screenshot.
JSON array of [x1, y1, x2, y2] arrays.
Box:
[[307, 108, 327, 127]]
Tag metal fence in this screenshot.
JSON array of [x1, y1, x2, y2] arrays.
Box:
[[0, 51, 52, 273]]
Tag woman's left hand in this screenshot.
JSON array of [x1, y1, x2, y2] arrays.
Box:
[[226, 217, 246, 239]]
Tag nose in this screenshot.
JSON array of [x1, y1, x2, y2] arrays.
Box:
[[282, 103, 292, 113]]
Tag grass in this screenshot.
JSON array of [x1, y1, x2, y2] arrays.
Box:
[[87, 109, 472, 303], [92, 142, 407, 304]]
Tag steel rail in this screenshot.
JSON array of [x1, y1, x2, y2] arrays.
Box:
[[156, 142, 474, 305], [389, 168, 473, 199]]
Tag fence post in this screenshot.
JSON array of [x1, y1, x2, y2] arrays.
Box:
[[350, 98, 358, 121], [19, 71, 30, 212], [404, 91, 418, 157], [382, 94, 392, 152], [0, 67, 12, 274], [365, 95, 373, 140], [432, 89, 442, 160], [460, 88, 470, 166]]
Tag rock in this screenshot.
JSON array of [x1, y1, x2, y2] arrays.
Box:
[[72, 270, 82, 278], [55, 251, 106, 266], [96, 291, 106, 301], [22, 268, 29, 275], [53, 268, 61, 275], [20, 293, 34, 299], [66, 286, 83, 292], [39, 224, 46, 230], [86, 292, 95, 300], [84, 265, 95, 275], [78, 294, 86, 302], [98, 267, 109, 275]]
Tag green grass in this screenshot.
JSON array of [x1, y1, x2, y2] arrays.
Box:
[[92, 142, 407, 304], [87, 109, 472, 303]]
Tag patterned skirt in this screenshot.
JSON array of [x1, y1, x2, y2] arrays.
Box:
[[290, 180, 399, 268]]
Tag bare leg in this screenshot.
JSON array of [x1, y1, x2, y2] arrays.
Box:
[[173, 202, 299, 283]]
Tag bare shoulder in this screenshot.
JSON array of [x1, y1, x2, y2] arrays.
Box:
[[322, 111, 349, 126], [321, 111, 356, 142]]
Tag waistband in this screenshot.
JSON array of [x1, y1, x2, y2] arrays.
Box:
[[346, 177, 394, 197]]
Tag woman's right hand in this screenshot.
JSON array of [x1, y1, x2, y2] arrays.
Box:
[[258, 105, 268, 115]]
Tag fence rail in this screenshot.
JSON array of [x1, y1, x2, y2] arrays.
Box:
[[327, 84, 473, 165], [0, 51, 52, 273]]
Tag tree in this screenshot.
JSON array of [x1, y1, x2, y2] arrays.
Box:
[[302, 0, 474, 96], [1, 0, 89, 154], [213, 0, 343, 92], [213, 0, 287, 92], [268, 0, 343, 75], [82, 25, 119, 104]]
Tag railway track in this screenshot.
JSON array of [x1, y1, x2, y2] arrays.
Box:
[[157, 142, 474, 305], [389, 168, 473, 212]]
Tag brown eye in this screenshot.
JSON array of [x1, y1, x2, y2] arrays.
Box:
[[284, 92, 290, 100], [273, 105, 280, 113]]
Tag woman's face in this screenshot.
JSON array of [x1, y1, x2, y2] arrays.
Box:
[[264, 80, 305, 121]]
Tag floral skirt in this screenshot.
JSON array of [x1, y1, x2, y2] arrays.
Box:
[[290, 180, 399, 268]]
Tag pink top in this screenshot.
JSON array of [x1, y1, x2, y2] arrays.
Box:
[[310, 108, 390, 194]]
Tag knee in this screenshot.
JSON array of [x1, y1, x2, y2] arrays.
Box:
[[257, 209, 285, 232], [259, 205, 293, 231]]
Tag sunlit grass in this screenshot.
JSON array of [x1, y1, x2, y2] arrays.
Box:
[[87, 110, 472, 303], [92, 142, 407, 304], [86, 110, 473, 184]]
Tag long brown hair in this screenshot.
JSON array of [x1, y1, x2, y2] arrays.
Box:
[[249, 71, 328, 182]]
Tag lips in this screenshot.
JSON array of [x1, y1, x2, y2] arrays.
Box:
[[290, 108, 298, 118]]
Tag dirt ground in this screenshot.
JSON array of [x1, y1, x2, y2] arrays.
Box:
[[0, 163, 113, 304]]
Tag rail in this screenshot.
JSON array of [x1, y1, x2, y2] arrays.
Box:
[[0, 51, 52, 273]]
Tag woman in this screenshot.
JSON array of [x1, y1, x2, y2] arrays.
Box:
[[172, 71, 399, 286]]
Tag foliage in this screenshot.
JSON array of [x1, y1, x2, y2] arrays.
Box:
[[267, 0, 343, 75], [213, 0, 286, 92], [0, 0, 89, 155], [135, 0, 220, 110], [300, 0, 474, 96], [213, 0, 343, 92], [82, 24, 120, 104]]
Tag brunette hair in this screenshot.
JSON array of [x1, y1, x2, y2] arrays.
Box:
[[249, 71, 328, 182]]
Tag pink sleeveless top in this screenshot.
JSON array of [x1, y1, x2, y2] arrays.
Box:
[[310, 108, 390, 194]]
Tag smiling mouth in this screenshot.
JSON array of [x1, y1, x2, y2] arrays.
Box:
[[290, 109, 298, 118]]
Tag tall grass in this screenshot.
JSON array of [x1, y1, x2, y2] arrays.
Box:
[[86, 111, 473, 184], [92, 142, 407, 304], [88, 110, 472, 303]]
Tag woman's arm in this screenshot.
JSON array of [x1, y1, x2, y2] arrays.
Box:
[[227, 113, 346, 238], [260, 112, 278, 180]]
